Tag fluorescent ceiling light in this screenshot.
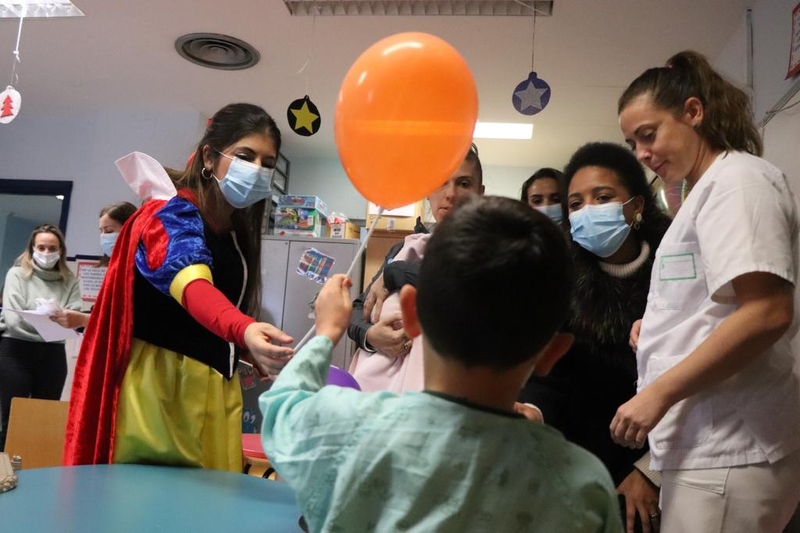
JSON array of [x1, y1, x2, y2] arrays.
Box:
[[0, 1, 84, 18], [473, 122, 533, 140], [283, 0, 554, 17]]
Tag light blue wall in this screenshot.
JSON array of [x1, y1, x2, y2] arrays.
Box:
[[289, 157, 539, 222], [287, 158, 365, 219], [0, 110, 206, 258]]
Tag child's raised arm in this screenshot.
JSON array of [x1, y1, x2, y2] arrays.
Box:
[[315, 274, 353, 345], [259, 275, 357, 501]]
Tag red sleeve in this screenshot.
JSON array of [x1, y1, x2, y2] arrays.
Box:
[[182, 279, 255, 348]]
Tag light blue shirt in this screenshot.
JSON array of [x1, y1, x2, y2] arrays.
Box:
[[261, 335, 622, 533]]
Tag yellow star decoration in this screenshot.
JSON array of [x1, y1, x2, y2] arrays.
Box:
[[291, 101, 319, 134]]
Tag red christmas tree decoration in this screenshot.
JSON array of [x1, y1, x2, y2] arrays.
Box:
[[0, 87, 21, 123], [1, 95, 13, 118]]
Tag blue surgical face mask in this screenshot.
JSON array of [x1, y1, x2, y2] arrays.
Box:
[[215, 152, 274, 209], [569, 198, 634, 258], [100, 232, 118, 257], [534, 204, 563, 224]]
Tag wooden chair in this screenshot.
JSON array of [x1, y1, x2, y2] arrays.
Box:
[[4, 398, 69, 469]]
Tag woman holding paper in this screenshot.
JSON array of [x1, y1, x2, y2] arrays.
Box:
[[46, 201, 139, 331], [0, 224, 82, 451]]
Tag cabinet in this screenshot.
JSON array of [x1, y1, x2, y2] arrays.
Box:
[[240, 235, 363, 432]]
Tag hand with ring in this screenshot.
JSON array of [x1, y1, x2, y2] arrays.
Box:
[[364, 312, 408, 358], [616, 468, 660, 533]]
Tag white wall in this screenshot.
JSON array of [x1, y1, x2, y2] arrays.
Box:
[[715, 0, 800, 124], [749, 0, 800, 122], [482, 165, 539, 200], [715, 10, 749, 87], [0, 109, 206, 257]]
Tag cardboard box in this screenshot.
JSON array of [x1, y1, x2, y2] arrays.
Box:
[[365, 200, 424, 232], [327, 221, 360, 239], [273, 205, 326, 237], [278, 195, 328, 218]]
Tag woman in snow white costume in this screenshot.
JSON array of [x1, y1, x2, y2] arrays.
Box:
[[64, 104, 294, 470]]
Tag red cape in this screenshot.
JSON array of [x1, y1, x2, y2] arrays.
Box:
[[63, 199, 166, 465]]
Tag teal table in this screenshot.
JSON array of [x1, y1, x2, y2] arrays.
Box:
[[0, 464, 302, 532]]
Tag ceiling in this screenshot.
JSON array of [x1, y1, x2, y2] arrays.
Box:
[[0, 0, 748, 170]]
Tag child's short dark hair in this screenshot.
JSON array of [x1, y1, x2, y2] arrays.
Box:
[[417, 195, 573, 369]]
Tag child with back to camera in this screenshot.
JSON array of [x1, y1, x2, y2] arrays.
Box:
[[260, 195, 623, 532]]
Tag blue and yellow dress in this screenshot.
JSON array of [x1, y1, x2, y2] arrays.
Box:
[[66, 191, 247, 471]]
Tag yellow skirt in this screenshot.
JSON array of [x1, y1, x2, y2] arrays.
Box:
[[113, 338, 243, 471]]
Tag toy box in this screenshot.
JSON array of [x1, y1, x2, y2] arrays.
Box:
[[278, 195, 328, 218], [273, 205, 326, 237]]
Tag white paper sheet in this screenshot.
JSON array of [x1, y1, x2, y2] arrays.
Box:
[[0, 308, 79, 342], [367, 201, 416, 217]]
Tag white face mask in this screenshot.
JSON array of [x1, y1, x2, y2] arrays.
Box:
[[33, 250, 60, 269]]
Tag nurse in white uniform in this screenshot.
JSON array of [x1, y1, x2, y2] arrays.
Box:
[[612, 50, 800, 533]]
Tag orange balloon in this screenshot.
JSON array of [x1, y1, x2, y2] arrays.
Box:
[[335, 32, 478, 209]]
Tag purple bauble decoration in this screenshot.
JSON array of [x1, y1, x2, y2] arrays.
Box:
[[512, 71, 551, 116]]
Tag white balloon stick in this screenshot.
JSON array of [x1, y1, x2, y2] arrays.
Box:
[[292, 206, 385, 353]]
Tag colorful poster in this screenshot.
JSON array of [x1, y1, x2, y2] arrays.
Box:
[[787, 2, 800, 79], [76, 260, 106, 302], [296, 248, 335, 284]]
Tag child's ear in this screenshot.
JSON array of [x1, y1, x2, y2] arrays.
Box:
[[532, 333, 574, 376], [398, 285, 422, 338]]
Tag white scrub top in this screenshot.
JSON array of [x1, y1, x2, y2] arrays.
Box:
[[637, 151, 800, 471]]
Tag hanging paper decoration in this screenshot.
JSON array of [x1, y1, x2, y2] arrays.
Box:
[[287, 95, 321, 136], [0, 86, 21, 124], [2, 5, 25, 125], [512, 71, 550, 116], [512, 9, 550, 116]]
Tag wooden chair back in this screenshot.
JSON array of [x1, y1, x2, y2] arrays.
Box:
[[4, 397, 69, 469]]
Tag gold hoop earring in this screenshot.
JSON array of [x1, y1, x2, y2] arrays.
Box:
[[201, 167, 215, 180]]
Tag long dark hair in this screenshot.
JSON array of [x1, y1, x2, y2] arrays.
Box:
[[563, 142, 672, 254], [618, 50, 762, 156], [520, 167, 564, 203], [173, 103, 281, 317]]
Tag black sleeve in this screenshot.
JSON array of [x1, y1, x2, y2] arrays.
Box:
[[346, 241, 405, 349], [382, 261, 420, 292]]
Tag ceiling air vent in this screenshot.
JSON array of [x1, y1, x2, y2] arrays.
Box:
[[282, 0, 553, 16], [175, 33, 260, 71]]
